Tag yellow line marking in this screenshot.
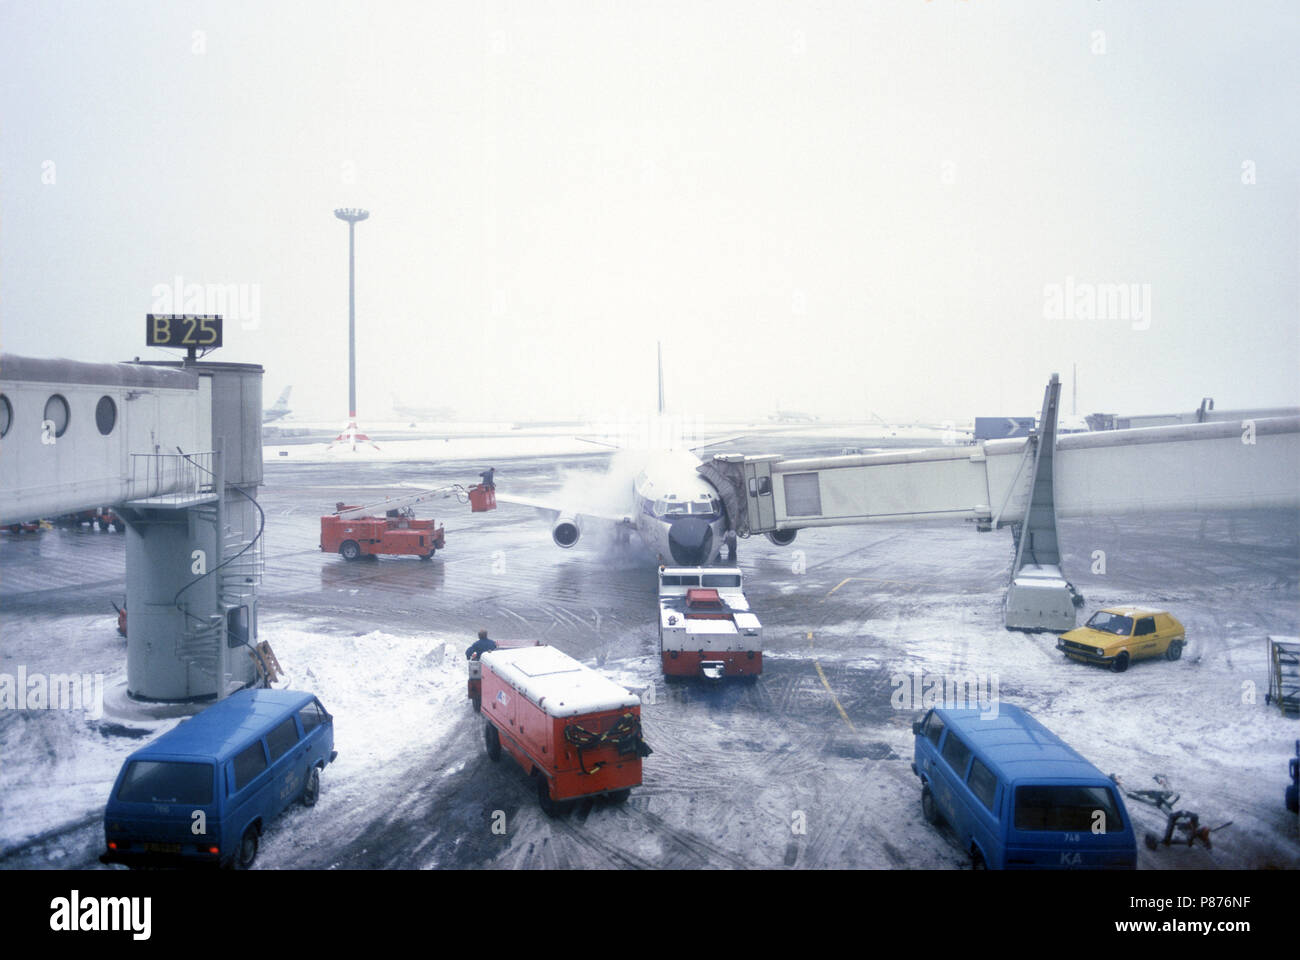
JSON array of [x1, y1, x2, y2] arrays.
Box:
[[807, 629, 856, 733], [808, 576, 935, 732]]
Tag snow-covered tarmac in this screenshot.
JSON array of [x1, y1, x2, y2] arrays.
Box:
[[2, 443, 1297, 869]]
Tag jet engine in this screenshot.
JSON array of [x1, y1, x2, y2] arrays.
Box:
[[766, 529, 797, 547], [552, 515, 582, 548]]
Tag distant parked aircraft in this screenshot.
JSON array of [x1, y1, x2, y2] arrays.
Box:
[[263, 386, 292, 423]]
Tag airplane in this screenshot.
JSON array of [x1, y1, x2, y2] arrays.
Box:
[[263, 386, 292, 423], [768, 409, 819, 423], [391, 394, 456, 423], [489, 346, 793, 566]]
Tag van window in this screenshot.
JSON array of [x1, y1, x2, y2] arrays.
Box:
[[1014, 785, 1123, 832], [233, 742, 268, 790], [266, 717, 300, 761], [941, 733, 972, 776], [118, 760, 213, 805], [924, 712, 945, 747], [967, 758, 997, 811], [298, 701, 326, 735]]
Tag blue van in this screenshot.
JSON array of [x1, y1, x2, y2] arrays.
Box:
[[100, 689, 336, 869], [911, 704, 1136, 869]]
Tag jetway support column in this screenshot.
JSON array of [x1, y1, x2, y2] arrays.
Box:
[[1003, 373, 1082, 632]]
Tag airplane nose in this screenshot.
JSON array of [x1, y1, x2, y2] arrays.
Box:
[[668, 517, 713, 565]]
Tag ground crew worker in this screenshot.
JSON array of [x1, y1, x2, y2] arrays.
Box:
[[465, 628, 497, 660], [479, 467, 496, 490], [723, 528, 737, 563]]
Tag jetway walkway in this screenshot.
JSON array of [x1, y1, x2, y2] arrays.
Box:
[[704, 375, 1300, 630]]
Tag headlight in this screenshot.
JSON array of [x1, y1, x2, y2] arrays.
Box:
[[1095, 647, 1105, 655]]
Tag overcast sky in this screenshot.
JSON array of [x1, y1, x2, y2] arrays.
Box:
[[2, 1, 1296, 424]]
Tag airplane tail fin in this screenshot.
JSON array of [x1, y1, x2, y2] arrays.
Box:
[[276, 386, 292, 407]]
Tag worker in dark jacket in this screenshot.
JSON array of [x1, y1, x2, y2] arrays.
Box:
[[479, 467, 496, 490], [723, 528, 738, 563], [465, 629, 497, 660]]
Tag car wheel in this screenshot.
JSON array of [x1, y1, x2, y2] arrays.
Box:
[[301, 767, 320, 807], [1166, 639, 1183, 661], [236, 826, 258, 869], [339, 540, 360, 561], [921, 785, 942, 825], [484, 723, 501, 761], [536, 773, 560, 818], [1110, 651, 1130, 673]]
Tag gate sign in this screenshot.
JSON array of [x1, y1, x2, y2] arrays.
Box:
[[146, 314, 223, 349]]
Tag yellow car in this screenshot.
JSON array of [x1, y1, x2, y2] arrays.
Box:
[[1057, 608, 1186, 673]]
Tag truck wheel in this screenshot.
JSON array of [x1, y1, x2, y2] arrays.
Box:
[[484, 723, 501, 761], [921, 785, 942, 825], [1165, 639, 1183, 661], [608, 788, 631, 804], [1110, 651, 1130, 673], [236, 826, 259, 869], [339, 540, 361, 561], [471, 695, 481, 713], [301, 767, 320, 807], [419, 549, 434, 560], [971, 847, 987, 870], [536, 773, 560, 818]]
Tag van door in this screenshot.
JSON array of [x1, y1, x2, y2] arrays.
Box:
[[962, 757, 1003, 867], [1004, 782, 1136, 868], [934, 732, 973, 831], [1133, 617, 1159, 658], [226, 739, 274, 848], [297, 699, 332, 769], [265, 715, 306, 811]]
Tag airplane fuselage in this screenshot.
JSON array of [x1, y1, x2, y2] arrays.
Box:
[[631, 449, 727, 565]]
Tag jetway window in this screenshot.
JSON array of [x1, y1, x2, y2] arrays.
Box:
[[95, 396, 117, 435], [0, 395, 10, 438], [783, 472, 823, 517], [747, 477, 772, 497], [43, 394, 70, 438]]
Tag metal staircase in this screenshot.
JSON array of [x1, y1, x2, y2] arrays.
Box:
[[176, 497, 264, 694]]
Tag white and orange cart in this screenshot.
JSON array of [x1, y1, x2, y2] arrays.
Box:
[[658, 566, 763, 680], [478, 645, 651, 815]]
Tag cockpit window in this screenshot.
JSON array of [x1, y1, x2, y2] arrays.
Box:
[[665, 502, 689, 515], [689, 501, 717, 515]]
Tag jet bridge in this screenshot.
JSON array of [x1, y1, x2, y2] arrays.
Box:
[[0, 351, 265, 701], [703, 375, 1300, 631]]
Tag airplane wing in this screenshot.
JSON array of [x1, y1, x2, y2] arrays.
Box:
[[688, 434, 750, 452], [491, 491, 635, 528]]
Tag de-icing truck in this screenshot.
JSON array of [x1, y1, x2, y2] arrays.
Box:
[[658, 565, 762, 680], [476, 645, 651, 816]]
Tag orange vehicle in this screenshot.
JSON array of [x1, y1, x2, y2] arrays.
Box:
[[320, 487, 460, 561], [478, 645, 651, 815]]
